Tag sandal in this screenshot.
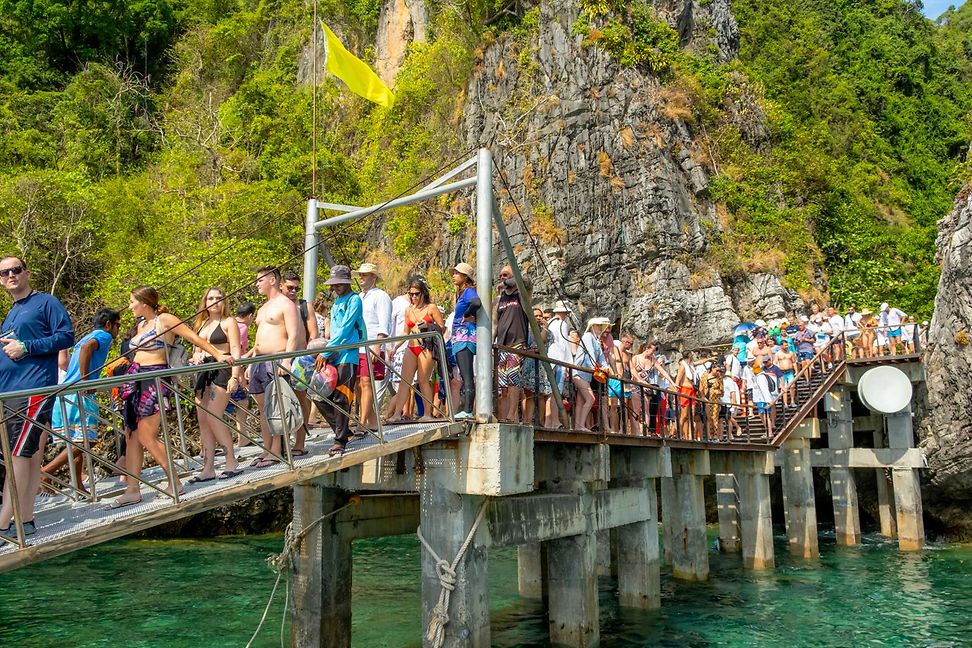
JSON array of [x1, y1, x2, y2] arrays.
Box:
[[110, 493, 143, 509], [187, 475, 216, 484], [252, 458, 280, 469], [290, 448, 309, 457], [218, 468, 244, 480], [327, 442, 346, 457]]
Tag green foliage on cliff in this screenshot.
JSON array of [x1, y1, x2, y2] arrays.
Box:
[[0, 0, 968, 324]]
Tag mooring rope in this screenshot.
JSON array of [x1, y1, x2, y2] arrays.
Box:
[[416, 498, 491, 648], [245, 494, 362, 648]]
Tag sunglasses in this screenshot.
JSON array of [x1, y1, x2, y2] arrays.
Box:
[[408, 292, 422, 296], [0, 266, 24, 278]]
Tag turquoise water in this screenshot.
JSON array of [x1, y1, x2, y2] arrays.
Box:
[[1, 530, 970, 647]]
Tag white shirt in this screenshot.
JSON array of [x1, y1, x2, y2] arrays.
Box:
[[721, 376, 739, 406], [828, 314, 844, 334], [724, 354, 741, 379], [389, 294, 410, 346], [752, 372, 775, 403], [843, 313, 859, 331], [444, 312, 455, 340], [360, 287, 392, 339], [546, 316, 573, 364], [742, 365, 756, 390], [883, 307, 906, 327]]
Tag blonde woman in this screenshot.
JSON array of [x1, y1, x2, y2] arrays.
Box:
[[190, 287, 243, 482]]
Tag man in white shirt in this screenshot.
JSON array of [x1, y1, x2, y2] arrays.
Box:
[[880, 302, 907, 356], [721, 372, 741, 438], [384, 280, 413, 417], [826, 306, 845, 360], [352, 263, 392, 432]]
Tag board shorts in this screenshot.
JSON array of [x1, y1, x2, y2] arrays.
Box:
[[497, 346, 524, 388], [755, 402, 770, 414], [51, 393, 99, 444], [797, 351, 814, 362], [782, 370, 795, 385], [888, 327, 902, 338], [224, 385, 249, 414], [5, 395, 54, 458], [678, 385, 696, 408], [248, 361, 275, 395]]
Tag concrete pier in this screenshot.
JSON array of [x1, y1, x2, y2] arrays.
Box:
[[663, 451, 709, 581], [735, 455, 775, 570], [872, 429, 898, 538], [517, 544, 545, 599], [715, 474, 741, 553], [780, 423, 820, 558], [825, 386, 861, 546], [886, 407, 924, 551], [547, 533, 599, 647]]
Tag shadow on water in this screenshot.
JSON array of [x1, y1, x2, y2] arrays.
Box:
[[1, 529, 971, 647]]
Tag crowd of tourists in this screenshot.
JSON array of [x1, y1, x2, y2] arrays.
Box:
[[0, 252, 925, 538]]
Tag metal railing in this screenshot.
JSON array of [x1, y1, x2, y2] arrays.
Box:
[[492, 344, 745, 445], [0, 331, 453, 550]]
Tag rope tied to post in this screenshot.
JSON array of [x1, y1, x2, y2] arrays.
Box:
[[245, 494, 362, 648], [416, 498, 490, 648]]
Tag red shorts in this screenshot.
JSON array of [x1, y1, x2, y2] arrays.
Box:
[[678, 385, 696, 408]]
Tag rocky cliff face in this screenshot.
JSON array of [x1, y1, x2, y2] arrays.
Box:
[[459, 0, 802, 349], [920, 168, 972, 538]]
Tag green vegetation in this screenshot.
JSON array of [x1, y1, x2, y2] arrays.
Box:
[[0, 0, 969, 324]]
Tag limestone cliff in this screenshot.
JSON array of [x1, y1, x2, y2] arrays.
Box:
[[920, 164, 972, 538], [458, 0, 802, 349]]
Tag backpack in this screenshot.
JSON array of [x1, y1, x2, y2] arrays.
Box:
[[264, 374, 303, 437], [166, 338, 190, 369], [763, 373, 777, 395]]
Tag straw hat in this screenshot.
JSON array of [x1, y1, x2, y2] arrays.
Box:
[[451, 262, 475, 279], [352, 263, 381, 279], [586, 316, 611, 330], [552, 300, 572, 314]]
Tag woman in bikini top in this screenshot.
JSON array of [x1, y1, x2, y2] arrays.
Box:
[[112, 286, 233, 508], [385, 278, 445, 423], [189, 287, 243, 482]]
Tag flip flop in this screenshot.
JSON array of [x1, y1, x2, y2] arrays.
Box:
[[218, 468, 244, 480], [187, 475, 216, 484], [252, 458, 280, 469], [290, 448, 309, 457], [110, 495, 143, 509], [328, 443, 346, 457], [352, 427, 372, 438]]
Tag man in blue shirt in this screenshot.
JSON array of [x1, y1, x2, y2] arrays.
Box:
[[43, 308, 121, 497], [316, 265, 364, 456], [0, 256, 75, 539]]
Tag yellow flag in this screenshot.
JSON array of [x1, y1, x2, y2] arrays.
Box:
[[321, 21, 395, 107]]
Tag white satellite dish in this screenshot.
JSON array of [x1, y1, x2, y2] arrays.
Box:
[[858, 366, 912, 414]]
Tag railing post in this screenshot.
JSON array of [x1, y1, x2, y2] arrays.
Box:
[[77, 395, 98, 501], [155, 378, 181, 503], [59, 396, 80, 495], [0, 400, 27, 548], [474, 148, 494, 422]]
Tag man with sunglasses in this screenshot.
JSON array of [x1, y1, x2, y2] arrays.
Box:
[[0, 256, 74, 539]]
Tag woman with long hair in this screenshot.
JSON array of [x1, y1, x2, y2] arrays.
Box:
[[189, 287, 242, 482], [572, 318, 610, 432], [449, 263, 479, 419], [385, 278, 445, 423], [112, 286, 232, 507]]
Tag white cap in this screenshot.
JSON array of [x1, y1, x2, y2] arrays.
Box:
[[880, 302, 889, 311], [552, 300, 572, 313]]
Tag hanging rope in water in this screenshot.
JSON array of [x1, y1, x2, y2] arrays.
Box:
[[245, 494, 362, 648], [416, 498, 491, 648]]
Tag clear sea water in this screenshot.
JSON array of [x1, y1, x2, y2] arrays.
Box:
[[1, 529, 970, 647]]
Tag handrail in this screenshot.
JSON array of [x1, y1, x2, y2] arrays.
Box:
[[0, 332, 439, 401]]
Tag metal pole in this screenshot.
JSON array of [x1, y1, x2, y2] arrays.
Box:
[[77, 395, 98, 501], [474, 148, 494, 421], [0, 400, 27, 548], [155, 378, 181, 503], [59, 396, 80, 494], [304, 198, 319, 302]]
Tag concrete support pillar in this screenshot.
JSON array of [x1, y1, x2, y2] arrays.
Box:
[[826, 386, 861, 546], [780, 436, 820, 558], [517, 544, 545, 599], [290, 480, 353, 648], [546, 532, 599, 648], [737, 468, 775, 570], [715, 474, 741, 553], [872, 430, 897, 539], [595, 529, 611, 576], [886, 408, 924, 551], [420, 480, 490, 648], [660, 476, 675, 565], [666, 472, 709, 581], [615, 477, 660, 608]]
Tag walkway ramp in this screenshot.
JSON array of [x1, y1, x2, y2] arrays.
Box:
[[0, 420, 458, 573]]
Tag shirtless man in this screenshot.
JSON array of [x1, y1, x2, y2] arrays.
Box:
[[246, 266, 299, 468], [280, 270, 316, 455], [747, 335, 773, 369], [775, 339, 798, 407]]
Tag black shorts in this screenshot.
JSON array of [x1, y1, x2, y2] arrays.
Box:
[[194, 359, 231, 394], [5, 395, 54, 458]]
